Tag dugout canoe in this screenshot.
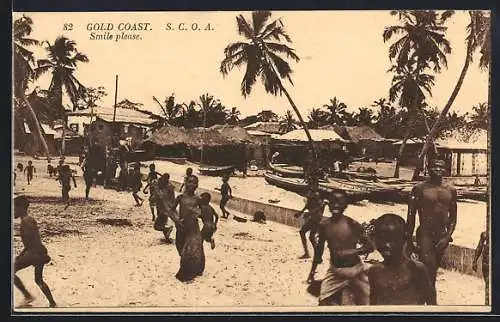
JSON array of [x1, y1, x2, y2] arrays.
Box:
[[198, 164, 236, 177], [267, 163, 304, 178]]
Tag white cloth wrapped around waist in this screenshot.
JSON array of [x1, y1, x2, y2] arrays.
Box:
[[319, 260, 370, 303]]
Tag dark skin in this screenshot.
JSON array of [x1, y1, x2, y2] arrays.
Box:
[[57, 166, 77, 208], [179, 168, 193, 192], [294, 189, 326, 259], [199, 195, 219, 250], [369, 216, 435, 305], [472, 231, 489, 283], [155, 176, 178, 243], [406, 160, 457, 302], [308, 192, 374, 286], [14, 200, 57, 307], [24, 162, 36, 184], [217, 177, 232, 218]]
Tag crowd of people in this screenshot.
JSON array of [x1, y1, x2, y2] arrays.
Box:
[[12, 155, 488, 308]]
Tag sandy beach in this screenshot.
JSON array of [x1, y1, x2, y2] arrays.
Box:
[[12, 156, 487, 308]]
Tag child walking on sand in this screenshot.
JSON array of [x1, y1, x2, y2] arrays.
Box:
[[13, 196, 57, 308], [143, 163, 162, 221], [199, 192, 219, 250], [131, 163, 144, 206], [24, 161, 36, 185], [179, 167, 193, 192], [57, 165, 77, 208], [218, 175, 232, 218]]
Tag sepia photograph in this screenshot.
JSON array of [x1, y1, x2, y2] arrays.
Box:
[[11, 10, 490, 312]]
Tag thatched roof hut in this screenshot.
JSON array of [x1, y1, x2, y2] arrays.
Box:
[[320, 125, 384, 143]]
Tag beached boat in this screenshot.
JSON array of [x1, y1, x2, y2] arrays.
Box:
[[156, 156, 187, 165], [267, 163, 304, 178], [198, 164, 236, 177]]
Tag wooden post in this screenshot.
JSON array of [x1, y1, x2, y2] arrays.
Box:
[[113, 75, 118, 123]]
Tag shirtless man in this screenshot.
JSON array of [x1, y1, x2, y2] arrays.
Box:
[[406, 158, 457, 304], [308, 191, 374, 305], [154, 174, 177, 243], [24, 161, 36, 185], [294, 187, 326, 259], [368, 213, 434, 305]]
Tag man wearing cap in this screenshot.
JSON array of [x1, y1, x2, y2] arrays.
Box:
[[406, 158, 457, 304]]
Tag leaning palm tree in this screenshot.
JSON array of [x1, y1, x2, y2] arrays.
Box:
[[220, 11, 319, 182], [36, 36, 89, 156], [388, 63, 435, 177], [415, 10, 491, 180], [13, 15, 50, 157]]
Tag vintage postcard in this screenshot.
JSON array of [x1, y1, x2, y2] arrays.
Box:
[[12, 10, 490, 313]]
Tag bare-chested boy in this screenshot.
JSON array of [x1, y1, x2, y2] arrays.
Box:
[[308, 190, 374, 305], [199, 192, 219, 250], [57, 165, 77, 208], [131, 163, 144, 207], [218, 175, 232, 218], [294, 186, 326, 259], [179, 167, 193, 192], [24, 161, 36, 185], [406, 158, 457, 303], [368, 213, 434, 305], [154, 173, 177, 243], [472, 231, 489, 285], [143, 163, 162, 221], [13, 196, 57, 307]]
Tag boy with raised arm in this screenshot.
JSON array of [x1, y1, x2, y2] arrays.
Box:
[[308, 190, 373, 306]]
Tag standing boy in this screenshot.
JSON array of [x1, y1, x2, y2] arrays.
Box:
[[308, 190, 374, 306], [13, 196, 57, 307], [24, 161, 36, 185], [179, 167, 193, 192], [57, 165, 77, 208], [368, 213, 435, 305], [472, 231, 489, 286], [154, 173, 176, 243], [199, 192, 219, 250], [130, 163, 144, 207], [294, 187, 326, 259], [218, 175, 232, 218]]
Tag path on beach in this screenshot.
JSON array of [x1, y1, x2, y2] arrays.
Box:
[[12, 157, 486, 308]]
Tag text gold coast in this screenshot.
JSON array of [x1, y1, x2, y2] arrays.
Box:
[[87, 22, 152, 41]]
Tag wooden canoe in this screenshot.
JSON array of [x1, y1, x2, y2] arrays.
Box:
[[198, 164, 236, 177], [267, 163, 304, 178]]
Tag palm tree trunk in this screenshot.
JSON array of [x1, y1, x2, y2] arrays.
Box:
[[393, 121, 414, 178], [413, 25, 474, 179], [61, 114, 67, 156], [21, 95, 50, 158]]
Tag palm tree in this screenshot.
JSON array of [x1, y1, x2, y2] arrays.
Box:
[[162, 94, 184, 126], [36, 36, 89, 156], [220, 11, 320, 183], [181, 100, 201, 128], [469, 102, 488, 130], [256, 110, 279, 122], [323, 97, 350, 126], [279, 110, 297, 133], [388, 63, 435, 177], [307, 107, 330, 129], [226, 107, 241, 125], [415, 10, 491, 180], [13, 15, 50, 157], [354, 107, 375, 126], [383, 10, 453, 72]]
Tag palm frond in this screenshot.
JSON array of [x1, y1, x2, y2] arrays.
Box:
[[74, 52, 89, 63], [383, 26, 406, 42], [252, 11, 272, 35], [265, 42, 300, 62], [236, 15, 254, 39], [240, 52, 261, 97]]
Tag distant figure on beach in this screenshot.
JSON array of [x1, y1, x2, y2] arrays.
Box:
[[406, 158, 457, 304], [472, 231, 489, 285], [13, 196, 57, 308], [143, 163, 162, 221], [47, 160, 55, 177], [130, 163, 144, 207], [24, 161, 36, 185], [81, 159, 96, 200], [57, 165, 77, 208], [199, 192, 219, 250], [17, 162, 24, 172], [368, 213, 434, 305], [308, 191, 373, 306], [218, 175, 232, 218], [56, 159, 64, 185], [171, 175, 205, 282], [294, 186, 326, 259], [179, 167, 193, 192], [154, 173, 176, 243]]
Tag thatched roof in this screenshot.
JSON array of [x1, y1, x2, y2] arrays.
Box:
[[320, 125, 384, 143], [276, 129, 347, 142], [212, 124, 259, 144], [244, 121, 283, 134], [144, 125, 253, 147], [68, 106, 158, 125]]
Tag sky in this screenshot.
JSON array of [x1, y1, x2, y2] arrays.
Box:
[[14, 11, 489, 118]]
